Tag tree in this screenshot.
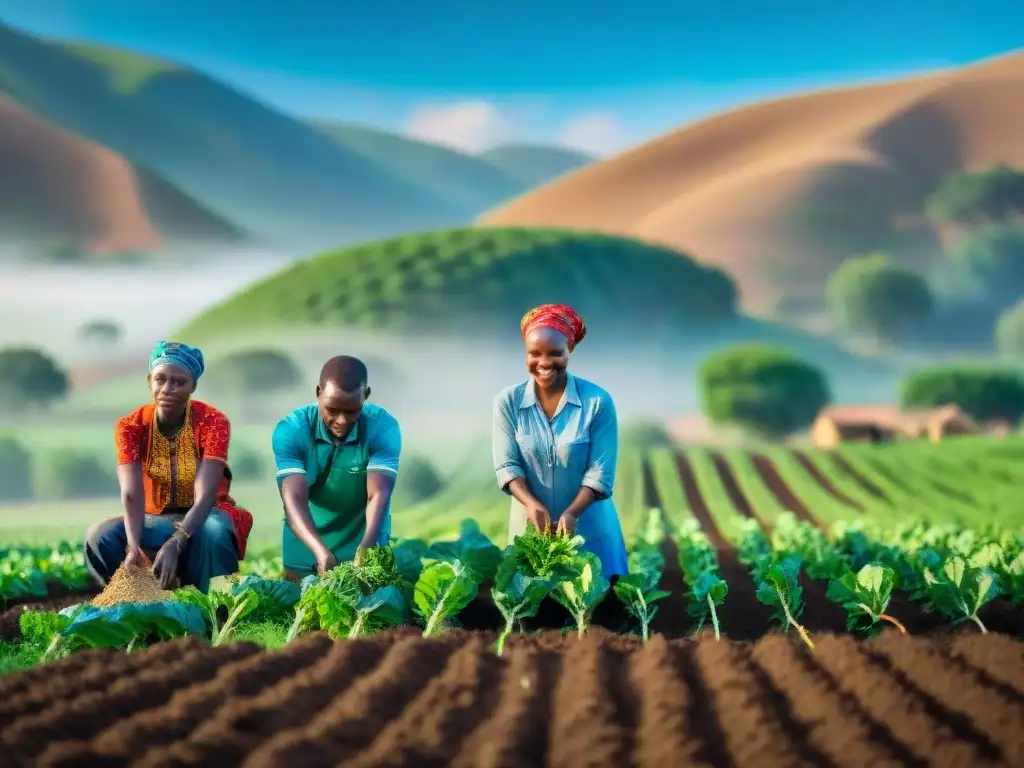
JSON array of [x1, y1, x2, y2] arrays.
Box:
[[697, 344, 832, 439], [926, 164, 1024, 226], [901, 365, 1024, 425], [0, 437, 34, 501], [947, 224, 1024, 309], [204, 349, 302, 399], [78, 318, 123, 345], [826, 253, 934, 345], [0, 347, 69, 410], [995, 301, 1024, 361]]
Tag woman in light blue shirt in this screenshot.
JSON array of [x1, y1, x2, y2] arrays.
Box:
[[492, 303, 629, 579]]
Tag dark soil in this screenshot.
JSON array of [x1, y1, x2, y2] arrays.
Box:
[[750, 454, 819, 526], [2, 629, 1021, 768], [791, 451, 863, 510]]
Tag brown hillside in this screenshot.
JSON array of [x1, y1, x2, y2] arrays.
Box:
[[0, 93, 162, 254], [478, 50, 1024, 314]]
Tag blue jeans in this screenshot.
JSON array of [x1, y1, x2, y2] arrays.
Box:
[[85, 509, 239, 594]]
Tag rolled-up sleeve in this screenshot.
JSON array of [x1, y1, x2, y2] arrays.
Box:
[[492, 391, 524, 494], [367, 414, 401, 476], [272, 418, 307, 483], [581, 395, 618, 500]]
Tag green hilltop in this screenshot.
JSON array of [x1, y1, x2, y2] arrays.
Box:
[[176, 227, 883, 386]]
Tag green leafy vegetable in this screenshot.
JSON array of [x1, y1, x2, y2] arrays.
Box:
[[413, 561, 479, 637], [755, 554, 813, 649], [56, 601, 206, 649], [686, 571, 728, 640], [826, 563, 905, 635], [553, 552, 610, 639], [921, 555, 1002, 633], [425, 520, 503, 583]]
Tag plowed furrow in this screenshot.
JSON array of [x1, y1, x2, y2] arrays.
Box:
[[813, 635, 998, 767], [694, 636, 813, 768], [626, 636, 704, 767], [345, 637, 501, 768], [241, 637, 454, 768], [62, 635, 333, 765], [1, 639, 195, 721], [751, 635, 917, 768], [949, 633, 1024, 693], [867, 633, 1023, 765], [547, 638, 630, 768], [0, 642, 257, 760], [0, 648, 118, 700], [137, 637, 389, 767], [450, 649, 558, 768]]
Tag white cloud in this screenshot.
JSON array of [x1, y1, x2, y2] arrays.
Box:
[[403, 100, 510, 154], [556, 113, 629, 156]]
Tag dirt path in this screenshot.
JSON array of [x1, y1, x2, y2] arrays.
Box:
[[7, 630, 1023, 768], [673, 453, 773, 640], [830, 453, 889, 502], [791, 451, 863, 511], [750, 454, 819, 527]]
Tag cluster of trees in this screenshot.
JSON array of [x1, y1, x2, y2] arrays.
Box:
[[698, 344, 1024, 439], [0, 439, 116, 502], [825, 164, 1024, 358]]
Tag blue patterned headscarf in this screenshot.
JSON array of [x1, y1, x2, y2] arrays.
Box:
[[149, 340, 205, 382]]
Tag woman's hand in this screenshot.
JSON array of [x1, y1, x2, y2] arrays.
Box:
[[556, 512, 578, 536], [525, 502, 552, 534], [152, 537, 183, 589], [315, 546, 338, 575]]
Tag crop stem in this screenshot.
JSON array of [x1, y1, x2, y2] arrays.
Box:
[[878, 613, 907, 634], [969, 614, 988, 634], [779, 598, 814, 650], [706, 594, 721, 641]]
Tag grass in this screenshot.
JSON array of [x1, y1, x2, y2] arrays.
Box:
[[174, 227, 740, 342]]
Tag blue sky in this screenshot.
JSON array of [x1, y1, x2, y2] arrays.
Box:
[[1, 0, 1020, 155]]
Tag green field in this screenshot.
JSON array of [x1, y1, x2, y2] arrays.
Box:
[[2, 434, 1021, 550]]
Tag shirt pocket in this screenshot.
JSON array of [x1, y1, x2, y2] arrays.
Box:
[[559, 437, 591, 478]]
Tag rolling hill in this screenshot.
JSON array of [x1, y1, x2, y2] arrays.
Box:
[[479, 144, 596, 189], [174, 228, 890, 408], [478, 50, 1024, 316], [0, 93, 243, 254], [0, 23, 594, 251]]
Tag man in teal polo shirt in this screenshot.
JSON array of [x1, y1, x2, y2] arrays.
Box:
[[271, 355, 401, 578]]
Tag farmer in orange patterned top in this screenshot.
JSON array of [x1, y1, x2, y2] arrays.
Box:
[[84, 341, 253, 593]]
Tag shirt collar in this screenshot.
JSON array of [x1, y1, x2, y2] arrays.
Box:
[[521, 372, 582, 413], [313, 407, 360, 445]]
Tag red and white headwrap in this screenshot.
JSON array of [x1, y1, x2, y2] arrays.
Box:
[[520, 303, 588, 351]]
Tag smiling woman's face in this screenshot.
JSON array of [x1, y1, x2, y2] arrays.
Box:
[[148, 363, 195, 420], [525, 327, 570, 391]]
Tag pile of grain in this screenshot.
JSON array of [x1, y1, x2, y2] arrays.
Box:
[[91, 562, 173, 607]]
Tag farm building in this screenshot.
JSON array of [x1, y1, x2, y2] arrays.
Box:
[[810, 404, 979, 448]]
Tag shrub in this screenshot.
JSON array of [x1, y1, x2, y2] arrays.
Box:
[[995, 301, 1024, 361], [0, 347, 69, 410], [393, 453, 443, 506], [229, 446, 266, 481], [900, 365, 1024, 425], [926, 164, 1024, 226], [946, 224, 1024, 310], [45, 450, 117, 500], [204, 349, 302, 398], [698, 344, 832, 439], [78, 319, 123, 344], [0, 436, 34, 501], [826, 253, 933, 344], [620, 421, 675, 449]]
